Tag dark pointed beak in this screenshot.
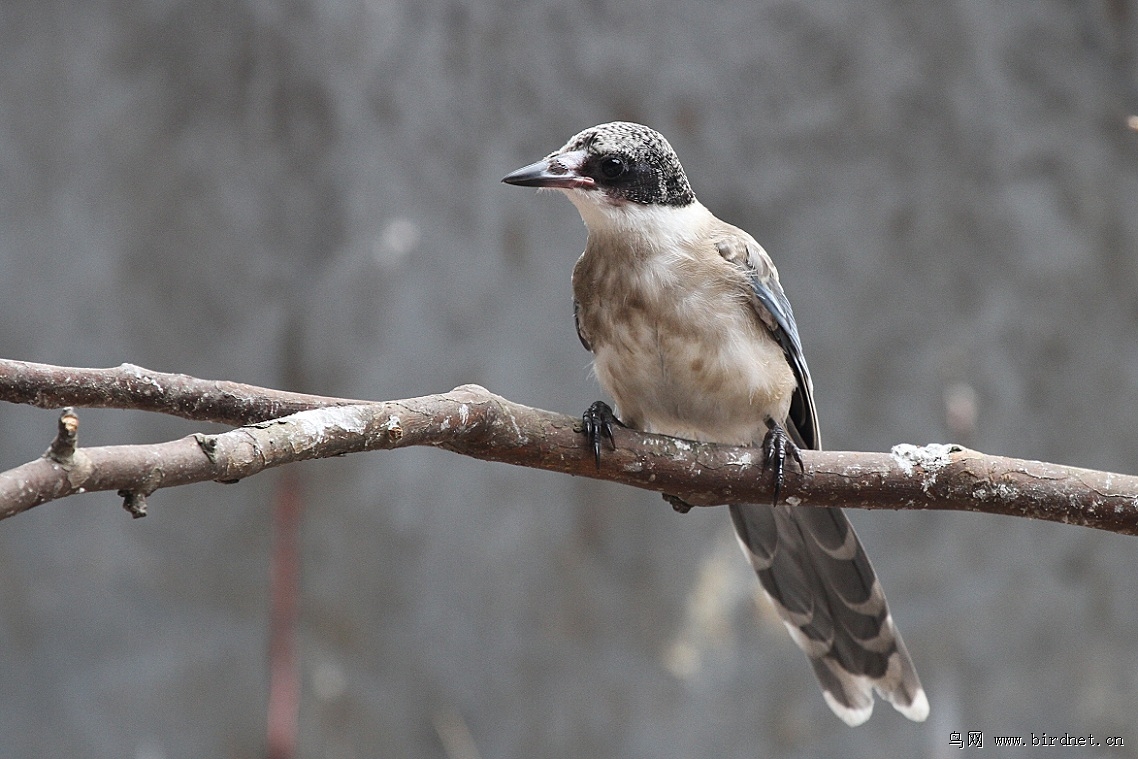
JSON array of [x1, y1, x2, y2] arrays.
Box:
[[501, 151, 595, 190]]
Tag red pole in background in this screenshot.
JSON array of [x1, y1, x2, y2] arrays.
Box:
[[265, 469, 303, 759]]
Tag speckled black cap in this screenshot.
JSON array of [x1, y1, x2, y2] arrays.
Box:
[[554, 121, 696, 207]]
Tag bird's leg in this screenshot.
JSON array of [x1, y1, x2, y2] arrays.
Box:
[[582, 401, 625, 469], [583, 402, 694, 513], [762, 418, 804, 505]]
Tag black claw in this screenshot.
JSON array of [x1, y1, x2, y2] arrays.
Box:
[[762, 420, 803, 506], [582, 401, 623, 469], [663, 494, 693, 514]]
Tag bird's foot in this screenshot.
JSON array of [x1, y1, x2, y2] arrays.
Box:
[[582, 401, 624, 469], [762, 420, 804, 505], [663, 494, 694, 514]]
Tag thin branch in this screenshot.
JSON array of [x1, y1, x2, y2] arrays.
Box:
[[0, 359, 370, 425], [1, 361, 1138, 534]]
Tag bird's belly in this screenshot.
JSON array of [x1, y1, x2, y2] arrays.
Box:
[[591, 309, 794, 446]]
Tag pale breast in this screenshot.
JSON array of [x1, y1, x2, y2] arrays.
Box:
[[573, 236, 796, 447]]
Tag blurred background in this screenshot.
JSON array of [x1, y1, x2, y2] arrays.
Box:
[[1, 0, 1137, 756]]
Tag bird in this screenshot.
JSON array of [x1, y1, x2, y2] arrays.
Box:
[[502, 121, 928, 726]]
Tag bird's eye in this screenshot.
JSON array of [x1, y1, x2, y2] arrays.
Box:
[[599, 157, 626, 179]]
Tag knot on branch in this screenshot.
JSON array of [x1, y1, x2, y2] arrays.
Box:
[[118, 490, 149, 518], [45, 407, 80, 464]]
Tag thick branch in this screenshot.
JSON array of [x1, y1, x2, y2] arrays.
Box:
[[1, 361, 1137, 534]]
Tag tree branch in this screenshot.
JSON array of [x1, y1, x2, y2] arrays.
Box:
[[2, 360, 1137, 535], [0, 359, 373, 424]]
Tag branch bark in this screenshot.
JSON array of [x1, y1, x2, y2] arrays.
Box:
[[2, 359, 1137, 535], [0, 359, 372, 424]]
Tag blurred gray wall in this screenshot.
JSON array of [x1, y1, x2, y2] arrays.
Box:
[[2, 0, 1138, 757]]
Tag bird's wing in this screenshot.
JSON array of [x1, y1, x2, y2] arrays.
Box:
[[713, 231, 819, 449], [714, 226, 927, 725], [572, 299, 593, 352]]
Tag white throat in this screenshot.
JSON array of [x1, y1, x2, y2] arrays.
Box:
[[560, 190, 712, 249]]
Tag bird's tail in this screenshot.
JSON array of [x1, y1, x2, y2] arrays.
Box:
[[729, 502, 928, 726]]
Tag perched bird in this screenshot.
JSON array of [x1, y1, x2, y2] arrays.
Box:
[[502, 121, 928, 726]]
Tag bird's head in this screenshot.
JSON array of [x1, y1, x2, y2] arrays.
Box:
[[503, 122, 697, 229]]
